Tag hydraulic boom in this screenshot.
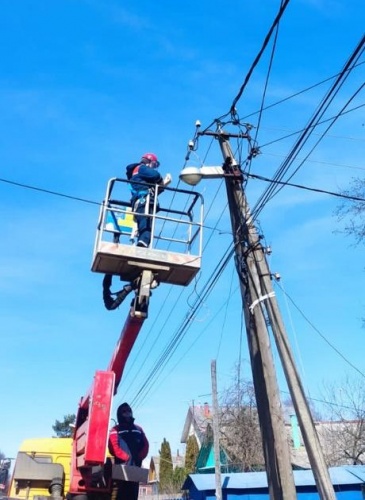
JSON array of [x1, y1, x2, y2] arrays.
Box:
[[68, 270, 156, 496]]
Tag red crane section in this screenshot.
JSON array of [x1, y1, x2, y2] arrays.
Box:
[[69, 286, 149, 495]]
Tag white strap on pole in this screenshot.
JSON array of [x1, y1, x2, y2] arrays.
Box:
[[249, 291, 275, 314]]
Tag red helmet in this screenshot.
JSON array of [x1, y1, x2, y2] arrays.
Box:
[[141, 152, 160, 168]]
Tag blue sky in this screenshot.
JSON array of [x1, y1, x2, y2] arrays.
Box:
[[1, 0, 364, 463]]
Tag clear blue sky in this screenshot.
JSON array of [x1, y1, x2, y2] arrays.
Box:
[[1, 0, 364, 462]]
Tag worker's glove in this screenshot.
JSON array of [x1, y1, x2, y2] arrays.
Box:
[[163, 173, 172, 186]]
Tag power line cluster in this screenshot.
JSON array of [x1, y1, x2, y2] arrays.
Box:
[[127, 31, 365, 409], [128, 22, 365, 410], [251, 33, 365, 220], [130, 243, 236, 408]]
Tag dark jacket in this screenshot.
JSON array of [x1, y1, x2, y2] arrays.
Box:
[[108, 419, 149, 466], [126, 162, 163, 204]]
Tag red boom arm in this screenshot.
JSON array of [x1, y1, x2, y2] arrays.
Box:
[[69, 306, 145, 495]]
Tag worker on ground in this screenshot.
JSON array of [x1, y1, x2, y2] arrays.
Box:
[[108, 402, 149, 500], [126, 152, 171, 247]]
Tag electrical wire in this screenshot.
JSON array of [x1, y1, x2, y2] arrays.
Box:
[[229, 0, 291, 118], [259, 103, 365, 149], [269, 84, 364, 190], [241, 60, 365, 121], [251, 34, 365, 220], [138, 284, 241, 408], [216, 264, 236, 360], [131, 242, 236, 408], [0, 177, 100, 206], [248, 0, 283, 177], [120, 177, 230, 398], [6, 155, 364, 410], [263, 151, 365, 172], [247, 172, 365, 202], [274, 281, 365, 379], [198, 0, 292, 136]]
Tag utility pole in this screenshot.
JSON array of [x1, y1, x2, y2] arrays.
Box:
[[209, 130, 296, 500], [213, 130, 336, 500], [211, 360, 222, 500]]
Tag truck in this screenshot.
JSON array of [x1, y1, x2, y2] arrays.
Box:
[[6, 178, 203, 500], [7, 439, 72, 500]]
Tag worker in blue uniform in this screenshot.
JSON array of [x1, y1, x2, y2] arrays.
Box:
[[126, 153, 171, 248]]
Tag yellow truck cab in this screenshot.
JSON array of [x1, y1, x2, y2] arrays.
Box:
[[7, 436, 147, 500], [7, 438, 72, 500]]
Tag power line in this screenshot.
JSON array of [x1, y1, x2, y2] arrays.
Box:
[[2, 5, 362, 466], [241, 60, 365, 121], [229, 0, 291, 117], [263, 152, 365, 172], [259, 103, 365, 149], [275, 281, 365, 379], [248, 172, 365, 202], [120, 183, 231, 398], [251, 2, 282, 146], [251, 34, 365, 219], [199, 0, 292, 135], [131, 243, 236, 408], [266, 82, 365, 203], [0, 176, 227, 236], [0, 177, 100, 206], [280, 390, 362, 413], [1, 172, 364, 216]]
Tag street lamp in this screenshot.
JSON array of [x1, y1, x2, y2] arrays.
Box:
[[179, 166, 225, 186]]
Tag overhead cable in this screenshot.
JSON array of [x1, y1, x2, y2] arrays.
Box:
[[229, 0, 291, 118], [131, 242, 236, 408], [251, 34, 365, 220], [275, 282, 365, 379], [242, 60, 365, 121], [248, 172, 365, 202]]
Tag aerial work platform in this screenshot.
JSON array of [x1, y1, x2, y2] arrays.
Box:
[[92, 177, 204, 286]]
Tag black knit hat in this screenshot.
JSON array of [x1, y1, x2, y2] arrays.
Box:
[[117, 403, 132, 423]]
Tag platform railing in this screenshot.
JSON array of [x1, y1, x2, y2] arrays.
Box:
[[94, 177, 204, 257]]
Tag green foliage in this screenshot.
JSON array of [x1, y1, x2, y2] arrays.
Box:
[[159, 438, 173, 493], [52, 414, 76, 438], [172, 466, 187, 491], [184, 434, 199, 473]]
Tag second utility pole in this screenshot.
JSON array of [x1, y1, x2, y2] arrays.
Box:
[[211, 359, 222, 500]]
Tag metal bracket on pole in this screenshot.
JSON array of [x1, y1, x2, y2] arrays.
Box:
[[222, 156, 243, 180]]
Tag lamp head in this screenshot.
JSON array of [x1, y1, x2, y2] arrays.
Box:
[[179, 166, 202, 186]]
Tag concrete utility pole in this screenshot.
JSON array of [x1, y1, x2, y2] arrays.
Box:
[[209, 130, 296, 500], [211, 360, 222, 500], [213, 131, 336, 500]]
